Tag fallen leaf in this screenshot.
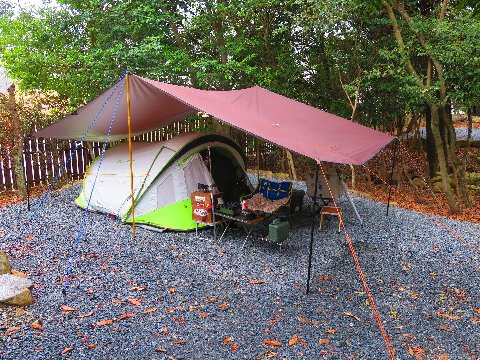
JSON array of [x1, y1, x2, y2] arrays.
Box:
[[61, 347, 74, 355], [87, 344, 97, 349], [263, 340, 281, 346], [316, 275, 333, 281], [143, 307, 157, 314], [439, 325, 453, 332], [87, 287, 94, 294], [118, 313, 135, 320], [127, 298, 142, 306], [155, 348, 167, 353], [298, 317, 312, 325], [11, 269, 27, 278], [5, 326, 21, 336], [76, 312, 93, 319], [436, 311, 461, 321], [171, 340, 186, 345], [129, 286, 147, 291], [230, 342, 238, 351], [248, 279, 265, 284], [197, 311, 209, 319], [219, 302, 229, 310], [60, 305, 77, 313], [112, 299, 125, 305], [95, 319, 114, 326], [472, 316, 479, 324], [288, 334, 299, 346], [408, 347, 415, 356], [169, 287, 176, 295], [205, 297, 217, 303], [223, 336, 233, 346], [439, 354, 449, 360], [30, 322, 44, 331], [80, 335, 88, 345], [325, 329, 337, 334], [343, 312, 362, 323], [319, 338, 331, 345], [402, 333, 414, 339]]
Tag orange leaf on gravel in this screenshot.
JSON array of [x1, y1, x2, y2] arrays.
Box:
[[127, 298, 142, 306], [325, 329, 337, 334], [248, 279, 265, 284], [61, 347, 74, 355], [129, 286, 147, 291], [316, 275, 333, 281], [439, 325, 453, 332], [30, 322, 44, 331], [169, 287, 176, 294], [87, 344, 97, 349], [230, 342, 238, 351], [219, 302, 229, 310], [288, 334, 299, 346], [263, 340, 281, 346], [143, 307, 157, 314], [439, 354, 449, 360], [76, 312, 93, 319], [223, 336, 232, 346], [118, 313, 135, 320], [96, 319, 113, 326], [171, 340, 186, 345], [60, 305, 77, 312], [319, 338, 330, 345]]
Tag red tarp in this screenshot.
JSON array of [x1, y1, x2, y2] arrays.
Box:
[[35, 74, 394, 165]]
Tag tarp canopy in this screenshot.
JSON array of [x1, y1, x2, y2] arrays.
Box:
[[35, 74, 394, 165]]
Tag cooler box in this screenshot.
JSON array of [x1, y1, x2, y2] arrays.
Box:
[[268, 218, 290, 243]]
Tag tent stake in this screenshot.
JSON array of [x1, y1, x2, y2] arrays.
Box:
[[306, 162, 319, 294], [386, 139, 398, 216], [126, 73, 136, 237]]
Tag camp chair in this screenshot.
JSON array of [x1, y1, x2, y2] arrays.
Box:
[[240, 179, 293, 216], [306, 169, 363, 229]]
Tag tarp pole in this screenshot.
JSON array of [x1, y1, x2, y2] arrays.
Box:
[[126, 73, 136, 237], [306, 162, 319, 294], [256, 138, 260, 183], [386, 139, 398, 216]]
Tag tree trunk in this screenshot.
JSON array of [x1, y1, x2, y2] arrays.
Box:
[[429, 102, 458, 212], [425, 104, 438, 178], [7, 84, 27, 199], [441, 105, 472, 207]]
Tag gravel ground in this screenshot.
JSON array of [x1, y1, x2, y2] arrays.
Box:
[[419, 127, 480, 141], [0, 180, 479, 359]]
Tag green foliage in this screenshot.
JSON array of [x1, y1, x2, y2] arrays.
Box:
[[0, 0, 478, 134]]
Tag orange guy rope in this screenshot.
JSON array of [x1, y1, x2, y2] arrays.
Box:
[[126, 74, 136, 237], [363, 164, 480, 257], [319, 163, 396, 359]]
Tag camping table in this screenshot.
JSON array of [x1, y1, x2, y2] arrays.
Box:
[[217, 213, 266, 248]]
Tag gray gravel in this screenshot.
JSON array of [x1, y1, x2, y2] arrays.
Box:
[[0, 180, 479, 359], [419, 127, 480, 141]]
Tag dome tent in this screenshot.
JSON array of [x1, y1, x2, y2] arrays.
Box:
[[75, 132, 252, 230]]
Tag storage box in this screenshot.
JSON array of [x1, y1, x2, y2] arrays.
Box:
[[268, 218, 290, 243]]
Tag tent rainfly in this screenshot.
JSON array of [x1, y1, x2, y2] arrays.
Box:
[[35, 74, 395, 165], [76, 132, 252, 230]]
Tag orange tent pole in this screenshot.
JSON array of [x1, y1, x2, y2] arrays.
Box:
[[126, 74, 136, 237]]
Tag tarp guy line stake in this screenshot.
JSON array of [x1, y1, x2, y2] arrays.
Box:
[[63, 76, 126, 295], [2, 78, 124, 252], [319, 162, 396, 359]]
